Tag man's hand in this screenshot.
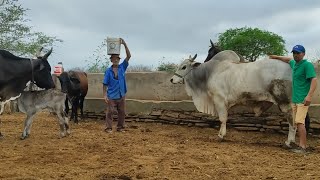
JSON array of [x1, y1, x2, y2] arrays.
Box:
[[304, 95, 312, 106], [120, 38, 131, 61], [104, 96, 109, 104], [120, 38, 126, 45], [267, 55, 291, 63], [268, 55, 277, 59]]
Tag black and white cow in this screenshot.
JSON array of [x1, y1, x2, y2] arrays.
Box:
[[18, 89, 70, 139], [170, 51, 296, 147], [0, 48, 55, 137]]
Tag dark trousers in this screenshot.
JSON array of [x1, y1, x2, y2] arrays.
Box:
[[105, 97, 125, 130]]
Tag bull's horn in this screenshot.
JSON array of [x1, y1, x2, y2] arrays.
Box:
[[191, 54, 197, 61], [42, 47, 53, 59], [210, 39, 214, 47]]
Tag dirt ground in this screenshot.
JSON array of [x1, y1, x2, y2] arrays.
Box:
[[0, 112, 320, 180]]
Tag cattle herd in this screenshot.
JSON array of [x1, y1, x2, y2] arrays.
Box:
[[0, 47, 87, 139], [0, 42, 303, 149]]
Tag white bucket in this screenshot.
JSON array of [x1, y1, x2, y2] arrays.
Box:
[[106, 37, 121, 55]]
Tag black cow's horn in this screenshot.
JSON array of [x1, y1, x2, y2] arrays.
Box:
[[210, 39, 214, 47], [42, 48, 53, 59]]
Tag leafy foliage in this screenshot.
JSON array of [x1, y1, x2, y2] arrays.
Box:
[[86, 41, 154, 73], [217, 27, 286, 62], [157, 62, 177, 72], [85, 41, 109, 73], [0, 0, 62, 56]]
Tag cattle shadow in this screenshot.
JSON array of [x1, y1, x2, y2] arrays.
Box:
[[194, 133, 319, 154], [193, 130, 289, 149]]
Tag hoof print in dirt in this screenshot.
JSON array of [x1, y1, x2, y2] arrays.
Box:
[[128, 125, 139, 129], [141, 128, 152, 133], [99, 174, 132, 180]]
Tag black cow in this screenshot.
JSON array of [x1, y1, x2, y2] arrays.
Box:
[[0, 48, 55, 137], [58, 71, 88, 123], [204, 39, 245, 63]]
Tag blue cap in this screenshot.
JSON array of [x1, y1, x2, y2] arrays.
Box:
[[291, 45, 305, 53]]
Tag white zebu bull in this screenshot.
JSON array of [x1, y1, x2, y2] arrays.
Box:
[[170, 50, 296, 147], [18, 89, 70, 139]]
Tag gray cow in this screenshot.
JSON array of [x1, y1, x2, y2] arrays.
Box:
[[18, 89, 70, 139]]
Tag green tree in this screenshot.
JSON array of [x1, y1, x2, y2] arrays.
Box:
[[157, 57, 177, 73], [85, 41, 109, 73], [217, 27, 286, 62], [0, 0, 62, 56]]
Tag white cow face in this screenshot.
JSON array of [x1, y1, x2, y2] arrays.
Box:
[[170, 54, 200, 84]]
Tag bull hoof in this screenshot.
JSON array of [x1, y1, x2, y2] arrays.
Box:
[[66, 130, 71, 135], [20, 135, 29, 140], [283, 141, 299, 149], [217, 135, 224, 142], [59, 133, 66, 138]]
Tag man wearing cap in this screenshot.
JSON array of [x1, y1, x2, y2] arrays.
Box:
[[102, 38, 131, 133], [269, 45, 317, 153]]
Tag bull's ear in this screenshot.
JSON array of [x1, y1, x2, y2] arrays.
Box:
[[39, 63, 46, 70], [191, 62, 201, 68]]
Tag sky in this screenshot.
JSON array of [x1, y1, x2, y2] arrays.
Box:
[[18, 0, 320, 70]]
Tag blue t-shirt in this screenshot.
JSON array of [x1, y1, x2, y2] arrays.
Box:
[[103, 60, 129, 100]]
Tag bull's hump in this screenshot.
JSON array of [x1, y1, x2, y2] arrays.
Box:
[[0, 50, 25, 60], [211, 50, 240, 62]]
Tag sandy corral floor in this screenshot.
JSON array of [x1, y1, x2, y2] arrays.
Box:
[[0, 112, 320, 180]]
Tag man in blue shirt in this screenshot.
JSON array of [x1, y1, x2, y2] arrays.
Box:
[[103, 38, 131, 133]]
